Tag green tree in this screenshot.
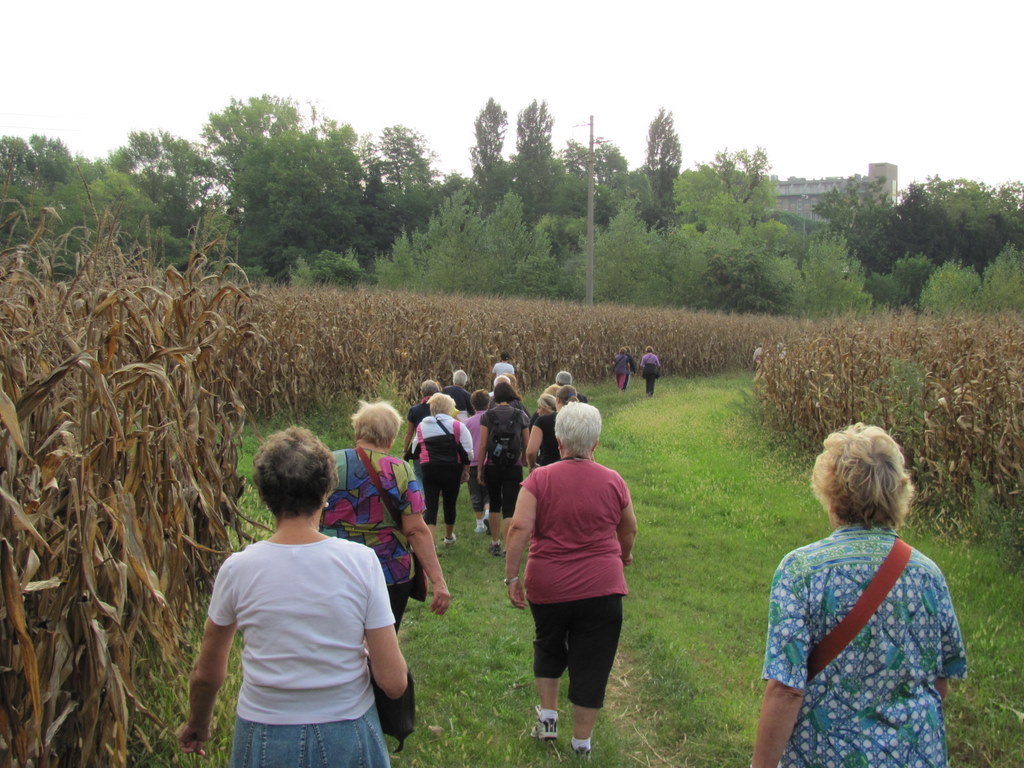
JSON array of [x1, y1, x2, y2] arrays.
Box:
[[110, 130, 215, 263], [798, 235, 871, 317], [594, 204, 660, 304], [511, 100, 558, 223], [470, 98, 511, 215], [919, 262, 981, 314], [978, 244, 1024, 311], [642, 108, 681, 230], [890, 254, 934, 308], [813, 176, 895, 273], [360, 125, 440, 252], [674, 148, 775, 233], [202, 95, 303, 196], [232, 125, 364, 278]]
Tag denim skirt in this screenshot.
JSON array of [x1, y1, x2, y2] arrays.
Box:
[[229, 706, 390, 768]]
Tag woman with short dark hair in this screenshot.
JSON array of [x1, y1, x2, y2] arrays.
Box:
[[179, 428, 407, 767]]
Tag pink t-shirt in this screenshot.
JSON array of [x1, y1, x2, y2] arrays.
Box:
[[521, 459, 631, 604]]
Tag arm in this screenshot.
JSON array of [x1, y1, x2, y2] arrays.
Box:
[[616, 501, 638, 565], [365, 625, 408, 699], [752, 679, 804, 768], [525, 425, 542, 469], [178, 618, 237, 756], [504, 487, 537, 609], [402, 420, 415, 453], [519, 427, 530, 472], [935, 677, 949, 700], [476, 424, 489, 484], [402, 513, 451, 615]]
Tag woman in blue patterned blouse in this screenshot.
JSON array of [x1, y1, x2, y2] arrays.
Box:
[[752, 424, 967, 768]]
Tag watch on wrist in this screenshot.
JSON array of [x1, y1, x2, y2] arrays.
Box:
[[503, 576, 519, 586]]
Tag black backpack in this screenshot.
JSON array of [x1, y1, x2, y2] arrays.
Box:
[[487, 405, 522, 465]]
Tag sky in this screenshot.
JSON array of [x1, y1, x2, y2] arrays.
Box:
[[5, 0, 1022, 191]]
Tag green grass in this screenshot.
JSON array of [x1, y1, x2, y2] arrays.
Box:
[[138, 374, 1024, 766]]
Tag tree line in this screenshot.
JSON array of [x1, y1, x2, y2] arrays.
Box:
[[3, 94, 1023, 314]]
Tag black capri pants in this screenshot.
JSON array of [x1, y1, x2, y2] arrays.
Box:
[[529, 594, 623, 709], [421, 462, 463, 526], [483, 464, 523, 519]]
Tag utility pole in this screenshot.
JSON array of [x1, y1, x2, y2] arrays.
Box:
[[585, 115, 595, 306]]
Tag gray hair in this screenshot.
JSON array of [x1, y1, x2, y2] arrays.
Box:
[[452, 369, 468, 387], [554, 402, 601, 457], [420, 379, 440, 398], [555, 370, 573, 386]]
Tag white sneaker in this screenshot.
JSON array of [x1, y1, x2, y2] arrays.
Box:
[[475, 520, 487, 533], [443, 534, 457, 546]]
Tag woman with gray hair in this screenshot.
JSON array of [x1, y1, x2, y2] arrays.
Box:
[[504, 403, 637, 760], [753, 423, 966, 768]]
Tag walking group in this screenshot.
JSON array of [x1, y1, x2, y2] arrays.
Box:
[[179, 352, 967, 768]]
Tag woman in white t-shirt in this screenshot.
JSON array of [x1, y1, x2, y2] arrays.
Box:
[[178, 427, 407, 767]]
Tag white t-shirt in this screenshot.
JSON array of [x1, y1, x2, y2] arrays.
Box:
[[492, 361, 515, 376], [207, 537, 394, 724]]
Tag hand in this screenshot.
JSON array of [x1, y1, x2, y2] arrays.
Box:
[[477, 470, 485, 485], [177, 721, 210, 757], [622, 553, 634, 566], [507, 580, 526, 610], [460, 466, 470, 484], [430, 582, 451, 616]]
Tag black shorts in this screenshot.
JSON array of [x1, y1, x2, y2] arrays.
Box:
[[529, 594, 623, 709]]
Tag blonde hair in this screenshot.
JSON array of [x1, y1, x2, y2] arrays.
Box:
[[543, 384, 560, 397], [351, 400, 402, 448], [812, 423, 915, 529], [428, 392, 456, 417], [536, 393, 557, 413]]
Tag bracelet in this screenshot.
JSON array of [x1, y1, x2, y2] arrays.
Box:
[[503, 576, 519, 586]]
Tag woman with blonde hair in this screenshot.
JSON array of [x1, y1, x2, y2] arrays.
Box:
[[322, 401, 450, 629], [753, 423, 967, 768], [526, 386, 578, 469], [180, 428, 406, 766], [409, 392, 474, 545]]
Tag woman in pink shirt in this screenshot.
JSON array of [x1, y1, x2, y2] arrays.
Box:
[[504, 403, 638, 760]]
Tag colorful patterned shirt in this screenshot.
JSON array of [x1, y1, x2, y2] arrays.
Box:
[[320, 448, 425, 585], [763, 526, 967, 767]]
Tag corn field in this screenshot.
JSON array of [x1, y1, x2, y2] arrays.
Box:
[[756, 312, 1024, 530], [233, 285, 811, 413], [0, 230, 255, 767], [4, 225, 1020, 766]]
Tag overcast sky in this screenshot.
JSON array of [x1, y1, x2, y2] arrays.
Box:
[[6, 0, 1021, 191]]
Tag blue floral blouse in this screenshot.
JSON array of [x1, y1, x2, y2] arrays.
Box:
[[763, 526, 967, 767]]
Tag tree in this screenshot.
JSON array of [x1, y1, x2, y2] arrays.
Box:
[[798, 235, 871, 317], [890, 254, 934, 308], [675, 148, 775, 232], [919, 262, 981, 314], [978, 244, 1024, 311], [202, 95, 303, 194], [110, 130, 215, 263], [814, 176, 895, 273], [232, 125, 364, 278], [470, 98, 510, 215], [360, 125, 440, 250], [642, 108, 681, 229], [511, 100, 558, 223], [594, 204, 660, 304]]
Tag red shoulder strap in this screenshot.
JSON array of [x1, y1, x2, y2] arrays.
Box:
[[806, 537, 912, 680]]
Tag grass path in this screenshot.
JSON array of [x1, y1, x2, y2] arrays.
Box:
[[141, 374, 1024, 766]]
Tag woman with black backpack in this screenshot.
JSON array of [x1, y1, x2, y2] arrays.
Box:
[[475, 380, 531, 557], [409, 393, 474, 547]]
